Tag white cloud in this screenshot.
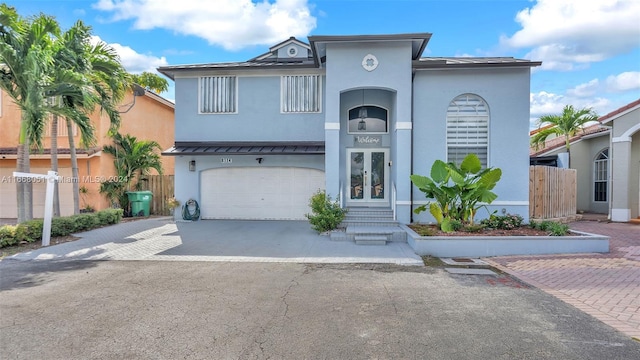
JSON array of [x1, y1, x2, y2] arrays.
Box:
[[606, 71, 640, 92], [501, 0, 640, 71], [90, 36, 169, 74], [566, 79, 599, 98], [93, 0, 317, 50]]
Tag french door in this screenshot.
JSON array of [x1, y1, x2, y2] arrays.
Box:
[[347, 148, 389, 205]]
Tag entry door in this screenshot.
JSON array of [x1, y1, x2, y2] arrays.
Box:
[[347, 149, 389, 205]]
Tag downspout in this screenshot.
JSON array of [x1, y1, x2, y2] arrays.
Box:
[[410, 70, 416, 223]]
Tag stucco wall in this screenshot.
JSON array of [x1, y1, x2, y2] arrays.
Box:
[[174, 73, 325, 142], [412, 67, 532, 222]]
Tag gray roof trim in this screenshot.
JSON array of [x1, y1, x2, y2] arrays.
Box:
[[162, 141, 325, 156], [157, 61, 318, 79], [308, 33, 432, 66], [413, 57, 542, 69]]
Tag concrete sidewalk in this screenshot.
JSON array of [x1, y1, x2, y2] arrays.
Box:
[[5, 217, 423, 265], [485, 220, 640, 339]]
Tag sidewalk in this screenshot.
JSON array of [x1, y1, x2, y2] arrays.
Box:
[[485, 220, 640, 339]]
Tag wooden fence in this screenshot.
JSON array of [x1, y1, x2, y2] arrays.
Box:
[[529, 166, 577, 219], [138, 175, 175, 215]]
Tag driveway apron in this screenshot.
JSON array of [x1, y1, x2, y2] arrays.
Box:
[[6, 217, 423, 265], [485, 221, 640, 339]]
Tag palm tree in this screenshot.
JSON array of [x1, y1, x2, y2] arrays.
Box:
[[49, 21, 128, 215], [101, 132, 163, 214], [0, 5, 59, 222], [531, 105, 599, 166]]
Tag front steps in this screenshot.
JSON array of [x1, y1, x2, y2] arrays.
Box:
[[330, 207, 407, 245]]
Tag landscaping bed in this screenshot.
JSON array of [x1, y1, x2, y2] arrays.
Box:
[[409, 223, 557, 237]]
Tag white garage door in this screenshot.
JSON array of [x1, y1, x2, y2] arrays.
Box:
[[200, 167, 325, 220]]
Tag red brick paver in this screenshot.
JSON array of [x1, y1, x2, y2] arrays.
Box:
[[484, 221, 640, 339]]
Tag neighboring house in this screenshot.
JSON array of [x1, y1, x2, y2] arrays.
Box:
[[529, 99, 640, 222], [159, 33, 540, 224], [0, 88, 175, 218]]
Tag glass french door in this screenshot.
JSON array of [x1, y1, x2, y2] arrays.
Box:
[[347, 149, 389, 205]]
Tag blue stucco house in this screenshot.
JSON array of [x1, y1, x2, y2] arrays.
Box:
[[159, 33, 541, 225]]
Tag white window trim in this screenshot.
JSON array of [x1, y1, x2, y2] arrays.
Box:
[[280, 75, 322, 114], [593, 148, 608, 203], [198, 76, 238, 115], [446, 94, 490, 167]]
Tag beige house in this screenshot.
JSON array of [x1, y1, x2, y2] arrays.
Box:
[[0, 89, 175, 219], [530, 99, 640, 222]]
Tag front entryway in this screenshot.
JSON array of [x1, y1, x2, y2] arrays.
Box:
[[347, 148, 389, 206]]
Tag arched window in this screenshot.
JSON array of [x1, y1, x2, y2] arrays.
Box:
[[348, 105, 388, 133], [594, 148, 608, 202], [446, 94, 489, 167]]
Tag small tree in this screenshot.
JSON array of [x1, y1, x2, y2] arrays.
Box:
[[410, 153, 502, 231]]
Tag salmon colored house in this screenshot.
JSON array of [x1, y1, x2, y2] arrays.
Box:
[[0, 88, 175, 218]]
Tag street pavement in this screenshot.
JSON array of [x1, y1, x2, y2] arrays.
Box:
[[1, 260, 639, 359], [486, 220, 640, 339]]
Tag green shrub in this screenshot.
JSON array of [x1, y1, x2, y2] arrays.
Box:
[[481, 214, 524, 230], [548, 222, 570, 236], [305, 190, 347, 233], [0, 209, 125, 249], [0, 225, 17, 247], [530, 220, 553, 231]]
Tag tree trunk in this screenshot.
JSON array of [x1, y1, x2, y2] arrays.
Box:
[[51, 112, 61, 217], [67, 119, 80, 215], [16, 115, 33, 223]]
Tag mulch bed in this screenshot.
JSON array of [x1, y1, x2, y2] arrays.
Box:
[[409, 223, 555, 237]]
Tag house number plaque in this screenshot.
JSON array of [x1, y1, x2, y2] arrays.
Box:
[[221, 158, 233, 164]]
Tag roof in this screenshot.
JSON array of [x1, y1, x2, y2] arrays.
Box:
[[308, 33, 432, 65], [414, 57, 542, 69], [158, 32, 542, 79], [599, 98, 640, 124], [162, 141, 325, 156], [0, 147, 101, 156], [529, 124, 609, 156]]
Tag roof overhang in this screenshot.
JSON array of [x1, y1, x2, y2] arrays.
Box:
[[308, 33, 432, 67], [413, 58, 542, 70], [162, 141, 325, 156], [599, 99, 640, 124]]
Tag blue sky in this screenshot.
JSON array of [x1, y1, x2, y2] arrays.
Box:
[[6, 0, 640, 129]]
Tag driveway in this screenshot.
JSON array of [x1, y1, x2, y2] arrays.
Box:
[[6, 217, 423, 265], [1, 260, 639, 359], [486, 220, 640, 339]]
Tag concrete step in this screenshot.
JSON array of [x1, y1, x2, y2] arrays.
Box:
[[340, 220, 399, 227], [345, 226, 407, 243], [355, 235, 387, 246]]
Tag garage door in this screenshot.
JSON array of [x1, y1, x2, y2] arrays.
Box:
[[200, 167, 325, 220]]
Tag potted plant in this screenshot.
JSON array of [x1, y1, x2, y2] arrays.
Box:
[[167, 197, 180, 216]]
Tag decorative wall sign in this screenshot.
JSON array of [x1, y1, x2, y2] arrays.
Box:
[[354, 135, 383, 147], [362, 54, 379, 72]]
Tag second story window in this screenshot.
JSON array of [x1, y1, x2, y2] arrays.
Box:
[[281, 75, 321, 113], [200, 76, 237, 113]]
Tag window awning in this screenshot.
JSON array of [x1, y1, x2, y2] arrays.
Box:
[[162, 141, 325, 156]]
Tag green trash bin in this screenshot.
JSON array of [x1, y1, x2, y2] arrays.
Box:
[[126, 191, 153, 217]]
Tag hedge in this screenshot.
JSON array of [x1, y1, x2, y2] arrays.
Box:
[[0, 209, 123, 248]]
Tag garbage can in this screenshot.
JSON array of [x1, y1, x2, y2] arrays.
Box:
[[126, 191, 153, 217]]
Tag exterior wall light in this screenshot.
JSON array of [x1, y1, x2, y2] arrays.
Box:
[[189, 160, 196, 171]]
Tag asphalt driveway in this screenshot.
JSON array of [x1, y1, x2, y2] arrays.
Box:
[[1, 260, 639, 359]]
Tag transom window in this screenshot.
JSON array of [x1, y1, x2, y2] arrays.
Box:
[[594, 148, 608, 202], [348, 105, 388, 133], [200, 76, 237, 113], [281, 75, 321, 113], [446, 94, 489, 167]]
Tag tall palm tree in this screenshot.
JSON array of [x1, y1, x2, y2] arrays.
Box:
[[531, 105, 599, 166], [100, 132, 163, 213], [49, 21, 128, 215], [0, 5, 59, 223]]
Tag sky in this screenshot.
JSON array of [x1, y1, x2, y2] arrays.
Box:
[[5, 0, 640, 129]]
